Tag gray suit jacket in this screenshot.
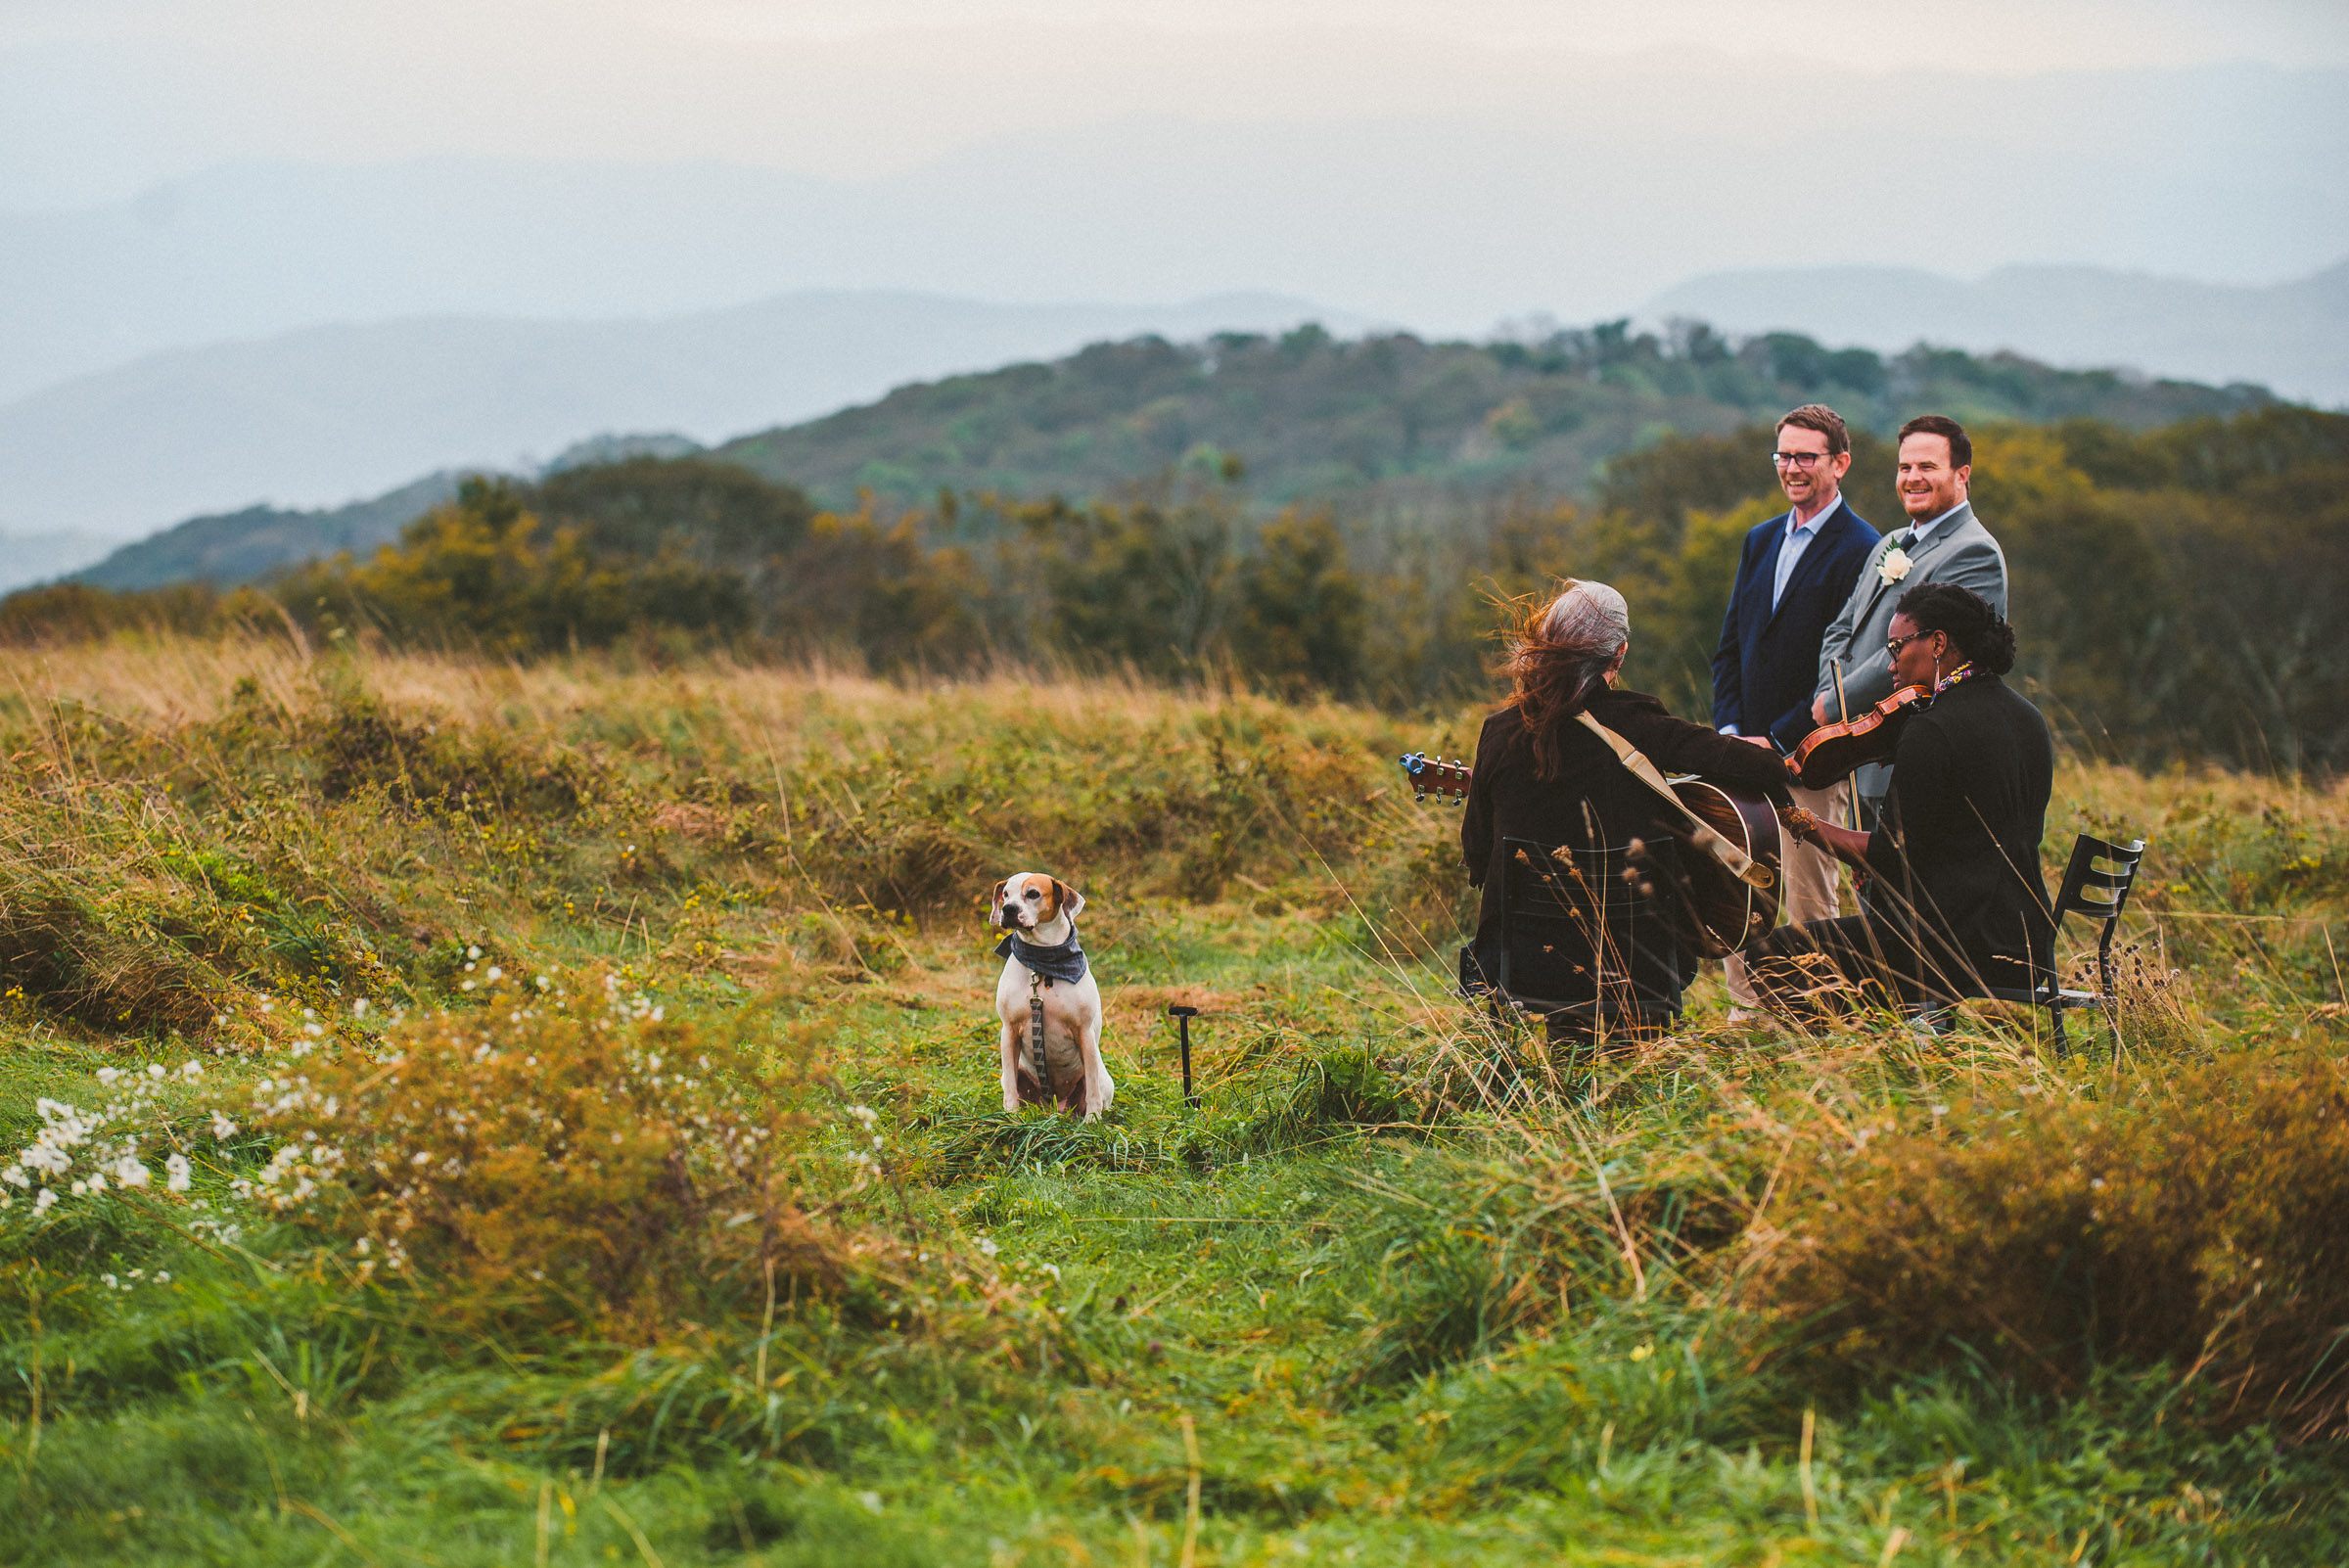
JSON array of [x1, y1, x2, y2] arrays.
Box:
[[1812, 502, 2008, 797]]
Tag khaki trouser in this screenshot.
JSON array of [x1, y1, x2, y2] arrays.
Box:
[[1726, 777, 1851, 1008]]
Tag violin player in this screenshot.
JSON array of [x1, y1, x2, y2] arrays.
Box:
[[1461, 579, 1793, 1042], [1750, 582, 2055, 1020], [1709, 404, 1882, 1026], [1807, 415, 2008, 849]]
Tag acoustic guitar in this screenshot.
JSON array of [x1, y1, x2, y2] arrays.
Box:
[[1399, 751, 1783, 958]]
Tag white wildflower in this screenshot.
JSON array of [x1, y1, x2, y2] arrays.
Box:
[[112, 1155, 151, 1188], [147, 1064, 167, 1080], [34, 1188, 57, 1214], [976, 1236, 999, 1258], [165, 1154, 193, 1192], [209, 1110, 240, 1139], [96, 1067, 123, 1084], [180, 1060, 204, 1080], [467, 945, 482, 960]]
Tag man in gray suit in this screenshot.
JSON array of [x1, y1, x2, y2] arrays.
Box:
[[1810, 414, 2008, 820]]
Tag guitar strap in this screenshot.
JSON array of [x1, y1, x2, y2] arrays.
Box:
[[1575, 712, 1774, 892]]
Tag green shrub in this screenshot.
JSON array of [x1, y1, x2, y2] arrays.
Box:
[[1749, 1046, 2349, 1438]]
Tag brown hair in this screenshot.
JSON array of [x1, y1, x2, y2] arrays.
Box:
[[1776, 403, 1850, 458], [1897, 413, 1972, 470], [1503, 580, 1629, 782]]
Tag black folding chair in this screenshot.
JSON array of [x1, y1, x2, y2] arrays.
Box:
[[1983, 833, 2147, 1050], [1459, 836, 1686, 1038]]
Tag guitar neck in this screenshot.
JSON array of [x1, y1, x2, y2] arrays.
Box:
[[1399, 751, 1473, 804]]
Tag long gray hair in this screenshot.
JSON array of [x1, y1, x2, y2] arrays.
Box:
[[1504, 579, 1631, 780]]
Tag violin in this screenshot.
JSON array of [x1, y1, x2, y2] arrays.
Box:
[[1786, 684, 1931, 790]]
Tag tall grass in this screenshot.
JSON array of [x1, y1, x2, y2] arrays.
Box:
[[3, 631, 2348, 1563]]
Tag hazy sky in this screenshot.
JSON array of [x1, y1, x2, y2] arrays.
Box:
[[4, 0, 2345, 202]]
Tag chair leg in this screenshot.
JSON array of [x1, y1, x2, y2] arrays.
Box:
[[2046, 1002, 2068, 1058], [2098, 945, 2120, 1050]]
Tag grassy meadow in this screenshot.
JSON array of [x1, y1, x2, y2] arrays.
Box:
[[4, 632, 2349, 1565]]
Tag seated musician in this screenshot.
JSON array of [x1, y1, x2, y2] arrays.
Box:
[[1752, 582, 2055, 1016], [1460, 579, 1795, 1008]]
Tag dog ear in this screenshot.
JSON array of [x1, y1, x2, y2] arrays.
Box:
[[1054, 879, 1085, 920], [989, 879, 1009, 914]]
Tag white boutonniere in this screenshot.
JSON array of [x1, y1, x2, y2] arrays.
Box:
[[1877, 546, 1913, 585]]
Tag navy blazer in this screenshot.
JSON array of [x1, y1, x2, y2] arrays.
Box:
[[1710, 498, 1881, 753]]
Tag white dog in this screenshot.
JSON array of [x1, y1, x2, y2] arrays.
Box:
[[990, 872, 1112, 1119]]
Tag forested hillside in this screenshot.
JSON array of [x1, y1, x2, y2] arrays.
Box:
[[56, 321, 2271, 599], [716, 322, 2270, 511], [11, 404, 2343, 771]]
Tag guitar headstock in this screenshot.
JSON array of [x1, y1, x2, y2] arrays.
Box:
[[1399, 751, 1473, 805]]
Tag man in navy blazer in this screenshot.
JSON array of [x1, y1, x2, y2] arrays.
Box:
[[1710, 403, 1880, 1022]]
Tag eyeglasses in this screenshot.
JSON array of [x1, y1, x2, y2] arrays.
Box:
[[1772, 450, 1831, 469], [1886, 631, 1929, 659]]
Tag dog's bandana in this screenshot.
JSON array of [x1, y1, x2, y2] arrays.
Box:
[[995, 924, 1089, 985]]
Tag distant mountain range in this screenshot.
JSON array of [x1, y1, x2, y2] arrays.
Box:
[[0, 289, 1358, 576], [1645, 259, 2349, 407], [71, 473, 468, 594], [72, 438, 699, 593], [67, 323, 2270, 595], [6, 59, 2342, 403]]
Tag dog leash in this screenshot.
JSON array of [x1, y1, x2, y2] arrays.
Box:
[[1028, 969, 1049, 1092]]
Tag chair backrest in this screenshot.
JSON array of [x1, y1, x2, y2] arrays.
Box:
[[2050, 834, 2147, 936], [1497, 836, 1684, 1018]]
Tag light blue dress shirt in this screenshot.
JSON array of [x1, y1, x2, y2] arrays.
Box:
[[1720, 495, 1839, 737], [1771, 497, 1838, 611]]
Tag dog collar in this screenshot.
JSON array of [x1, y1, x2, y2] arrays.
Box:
[[996, 922, 1088, 985]]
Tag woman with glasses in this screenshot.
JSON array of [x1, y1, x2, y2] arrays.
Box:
[[1747, 581, 2056, 1018]]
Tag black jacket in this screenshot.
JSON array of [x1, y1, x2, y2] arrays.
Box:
[[1709, 499, 1882, 751], [1461, 687, 1793, 977], [1866, 675, 2056, 992]]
